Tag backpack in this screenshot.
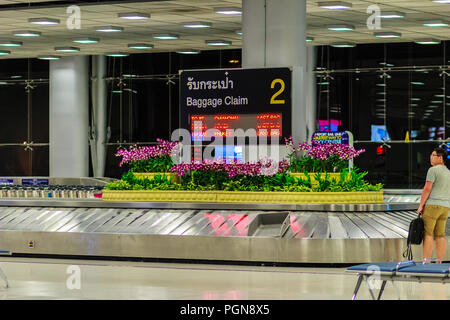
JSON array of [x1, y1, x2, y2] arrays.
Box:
[[402, 216, 424, 260]]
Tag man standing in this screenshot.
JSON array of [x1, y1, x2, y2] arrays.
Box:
[[417, 147, 450, 263]]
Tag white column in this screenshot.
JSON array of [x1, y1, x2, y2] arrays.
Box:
[[242, 0, 308, 154], [49, 56, 89, 177]]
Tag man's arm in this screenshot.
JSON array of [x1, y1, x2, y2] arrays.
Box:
[[417, 181, 433, 215]]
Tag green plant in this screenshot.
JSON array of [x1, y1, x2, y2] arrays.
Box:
[[190, 170, 229, 190], [105, 167, 383, 193], [288, 155, 349, 173], [129, 155, 174, 173], [104, 180, 132, 190]]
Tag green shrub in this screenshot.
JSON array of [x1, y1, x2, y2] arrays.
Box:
[[105, 168, 383, 193], [129, 155, 174, 173]]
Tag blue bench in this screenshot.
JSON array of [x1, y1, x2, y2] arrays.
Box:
[[346, 260, 450, 300]]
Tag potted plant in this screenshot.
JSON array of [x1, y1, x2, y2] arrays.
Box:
[[115, 138, 180, 182], [284, 137, 365, 183]]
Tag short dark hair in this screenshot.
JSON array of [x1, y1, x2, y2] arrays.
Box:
[[433, 147, 447, 160]]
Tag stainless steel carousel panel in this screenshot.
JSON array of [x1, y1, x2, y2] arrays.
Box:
[[0, 190, 437, 263]]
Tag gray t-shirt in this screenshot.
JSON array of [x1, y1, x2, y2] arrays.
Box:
[[426, 164, 450, 208]]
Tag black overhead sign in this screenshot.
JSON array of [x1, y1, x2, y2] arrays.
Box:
[[179, 67, 292, 136]]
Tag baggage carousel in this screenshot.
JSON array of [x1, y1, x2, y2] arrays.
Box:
[[0, 186, 437, 264]]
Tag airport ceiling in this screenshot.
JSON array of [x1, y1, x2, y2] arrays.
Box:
[[0, 0, 448, 59]]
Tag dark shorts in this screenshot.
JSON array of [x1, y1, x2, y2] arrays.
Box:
[[423, 205, 449, 237]]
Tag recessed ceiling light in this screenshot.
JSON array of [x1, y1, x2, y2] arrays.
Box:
[[0, 41, 22, 47], [95, 26, 123, 33], [55, 47, 80, 53], [38, 55, 61, 60], [182, 21, 212, 28], [205, 40, 232, 46], [423, 20, 449, 27], [327, 24, 354, 31], [106, 52, 129, 57], [411, 82, 425, 85], [235, 30, 242, 36], [118, 12, 150, 20], [152, 34, 179, 40], [306, 36, 314, 42], [415, 38, 441, 45], [29, 18, 60, 25], [374, 31, 402, 38], [73, 38, 99, 44], [379, 11, 405, 19], [13, 30, 41, 37], [214, 7, 242, 15], [318, 1, 352, 9], [330, 42, 356, 48], [128, 43, 153, 50], [0, 50, 11, 56], [433, 0, 450, 3], [176, 49, 200, 54]]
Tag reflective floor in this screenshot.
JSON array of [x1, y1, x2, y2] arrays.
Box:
[[0, 257, 448, 300]]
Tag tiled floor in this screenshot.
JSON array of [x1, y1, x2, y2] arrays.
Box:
[[0, 257, 448, 300]]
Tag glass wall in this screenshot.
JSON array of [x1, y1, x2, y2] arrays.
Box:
[[316, 41, 450, 189], [0, 59, 49, 176]]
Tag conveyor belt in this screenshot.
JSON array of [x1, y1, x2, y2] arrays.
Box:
[[0, 207, 435, 239], [0, 190, 437, 264]]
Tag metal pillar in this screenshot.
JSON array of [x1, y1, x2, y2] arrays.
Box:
[[90, 55, 107, 177], [49, 56, 89, 177], [306, 46, 317, 141]]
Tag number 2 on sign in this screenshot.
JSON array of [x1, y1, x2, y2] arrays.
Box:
[[270, 79, 285, 104]]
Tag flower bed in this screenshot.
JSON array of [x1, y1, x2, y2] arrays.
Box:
[[104, 138, 383, 204], [104, 161, 383, 201]]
